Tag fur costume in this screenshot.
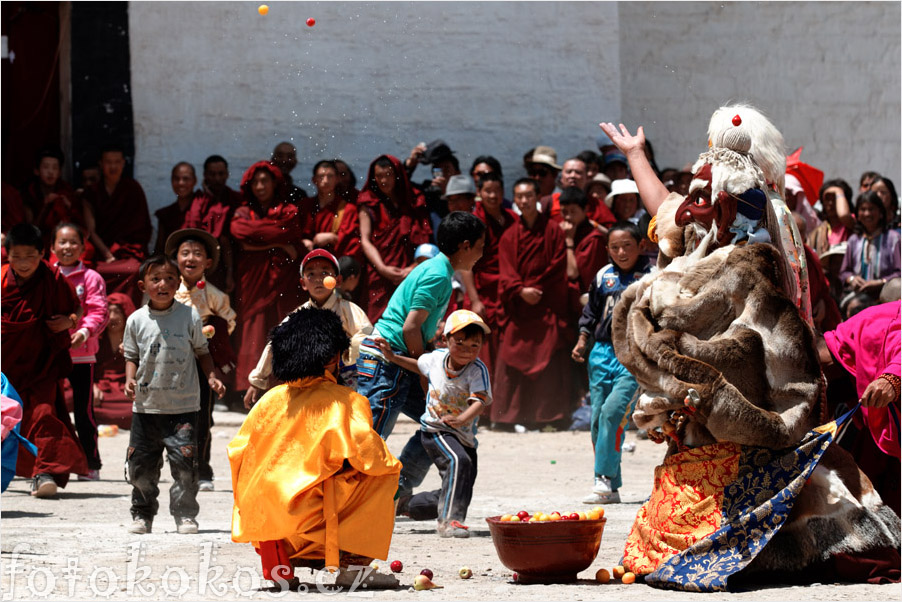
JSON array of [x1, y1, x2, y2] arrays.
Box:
[[614, 105, 900, 589]]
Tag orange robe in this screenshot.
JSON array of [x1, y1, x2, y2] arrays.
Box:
[[228, 372, 401, 570]]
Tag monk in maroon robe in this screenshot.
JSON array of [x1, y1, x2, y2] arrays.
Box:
[[357, 154, 431, 321], [470, 174, 517, 372], [492, 179, 575, 429], [559, 187, 608, 316], [20, 149, 95, 264], [2, 224, 88, 490], [81, 147, 151, 307], [301, 160, 362, 262], [230, 161, 304, 390], [194, 155, 242, 292], [91, 292, 135, 429]]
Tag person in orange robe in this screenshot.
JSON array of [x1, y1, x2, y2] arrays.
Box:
[[230, 161, 304, 391], [228, 307, 401, 585]]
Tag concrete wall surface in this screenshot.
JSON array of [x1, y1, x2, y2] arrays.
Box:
[[619, 1, 901, 187], [129, 1, 621, 217], [130, 1, 900, 225]]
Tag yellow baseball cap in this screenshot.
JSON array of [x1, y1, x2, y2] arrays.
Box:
[[443, 309, 491, 336]]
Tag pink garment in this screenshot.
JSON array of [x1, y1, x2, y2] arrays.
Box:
[[824, 301, 901, 458], [1, 394, 22, 441], [56, 262, 110, 363], [827, 222, 849, 247]]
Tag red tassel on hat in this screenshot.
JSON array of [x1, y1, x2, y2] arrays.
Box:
[[732, 115, 742, 126]]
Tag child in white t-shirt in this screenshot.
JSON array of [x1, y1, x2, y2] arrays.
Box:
[[373, 309, 491, 538]]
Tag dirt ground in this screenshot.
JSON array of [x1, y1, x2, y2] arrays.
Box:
[[2, 409, 899, 601]]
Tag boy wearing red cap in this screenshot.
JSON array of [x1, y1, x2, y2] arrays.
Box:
[[243, 249, 373, 408]]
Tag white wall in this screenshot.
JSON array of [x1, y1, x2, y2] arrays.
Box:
[[618, 1, 901, 187], [130, 1, 900, 229], [129, 1, 621, 220]]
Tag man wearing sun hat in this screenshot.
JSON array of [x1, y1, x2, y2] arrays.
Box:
[[526, 145, 562, 199]]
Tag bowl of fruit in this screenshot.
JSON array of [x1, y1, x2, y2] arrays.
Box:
[[485, 508, 607, 584]]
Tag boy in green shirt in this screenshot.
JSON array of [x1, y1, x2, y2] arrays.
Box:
[[357, 211, 485, 506]]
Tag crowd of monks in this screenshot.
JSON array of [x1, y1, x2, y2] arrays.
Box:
[[0, 138, 764, 429]]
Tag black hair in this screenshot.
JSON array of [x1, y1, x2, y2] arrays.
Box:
[[870, 176, 899, 217], [563, 157, 587, 169], [843, 292, 877, 318], [476, 171, 503, 191], [338, 255, 361, 278], [859, 171, 881, 188], [513, 177, 539, 196], [270, 307, 350, 381], [558, 186, 588, 209], [4, 223, 43, 252], [99, 143, 127, 158], [435, 211, 486, 256], [576, 150, 598, 167], [608, 220, 642, 244], [374, 157, 394, 170], [333, 158, 356, 183], [52, 222, 85, 245], [451, 323, 485, 341], [470, 155, 503, 180], [817, 178, 853, 219], [138, 254, 179, 281], [171, 161, 196, 178], [203, 155, 229, 171], [312, 160, 338, 179], [35, 146, 65, 169], [435, 155, 460, 172], [854, 191, 889, 234]]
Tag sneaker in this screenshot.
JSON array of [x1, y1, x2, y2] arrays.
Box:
[[31, 474, 58, 498], [198, 480, 214, 492], [78, 469, 101, 481], [128, 517, 152, 534], [438, 520, 470, 538], [581, 490, 621, 504], [581, 476, 621, 504], [176, 517, 198, 534]]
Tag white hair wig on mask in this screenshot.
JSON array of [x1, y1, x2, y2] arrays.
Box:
[[708, 104, 785, 194]]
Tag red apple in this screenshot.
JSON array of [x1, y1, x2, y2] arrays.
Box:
[[419, 569, 433, 580], [390, 560, 402, 573], [517, 510, 529, 521], [568, 512, 580, 521]]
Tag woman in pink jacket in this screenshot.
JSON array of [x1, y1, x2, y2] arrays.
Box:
[[52, 223, 109, 480]]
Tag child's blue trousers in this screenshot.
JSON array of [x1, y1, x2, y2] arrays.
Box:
[[587, 340, 639, 490]]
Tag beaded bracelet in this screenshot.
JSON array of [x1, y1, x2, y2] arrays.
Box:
[[878, 373, 901, 397]]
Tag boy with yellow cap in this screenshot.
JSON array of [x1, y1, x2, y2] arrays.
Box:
[[374, 309, 491, 538]]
